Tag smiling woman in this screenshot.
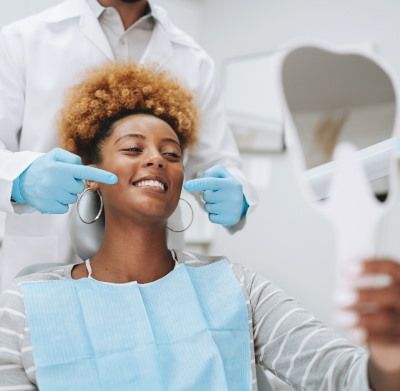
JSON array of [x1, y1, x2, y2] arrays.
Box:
[[58, 62, 199, 284], [0, 62, 400, 391], [75, 114, 186, 279]]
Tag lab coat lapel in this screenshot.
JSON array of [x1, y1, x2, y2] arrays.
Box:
[[79, 4, 114, 61], [140, 22, 173, 70]]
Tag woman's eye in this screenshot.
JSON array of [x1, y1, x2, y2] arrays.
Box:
[[164, 152, 181, 160], [121, 147, 142, 153]]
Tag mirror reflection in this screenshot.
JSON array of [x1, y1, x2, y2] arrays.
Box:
[[282, 47, 396, 201]]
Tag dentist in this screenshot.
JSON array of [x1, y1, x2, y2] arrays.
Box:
[[0, 0, 256, 290]]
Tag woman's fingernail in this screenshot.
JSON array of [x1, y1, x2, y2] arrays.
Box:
[[333, 291, 358, 307], [354, 274, 392, 289], [345, 261, 363, 278], [347, 327, 366, 345], [335, 311, 359, 328]]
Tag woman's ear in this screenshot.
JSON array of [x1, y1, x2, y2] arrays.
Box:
[[85, 164, 100, 191], [85, 180, 100, 191]]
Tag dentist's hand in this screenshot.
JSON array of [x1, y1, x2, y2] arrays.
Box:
[[11, 148, 118, 214], [183, 165, 249, 227]]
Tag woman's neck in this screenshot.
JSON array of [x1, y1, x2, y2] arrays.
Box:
[[81, 217, 174, 284], [97, 0, 149, 30]]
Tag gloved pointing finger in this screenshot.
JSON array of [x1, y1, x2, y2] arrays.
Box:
[[50, 147, 83, 165], [183, 177, 232, 192], [66, 164, 118, 185], [11, 147, 118, 214], [46, 148, 118, 185], [183, 164, 249, 227]]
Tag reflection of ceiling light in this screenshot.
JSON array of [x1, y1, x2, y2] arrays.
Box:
[[305, 138, 396, 200]]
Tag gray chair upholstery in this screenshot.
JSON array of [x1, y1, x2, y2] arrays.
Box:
[[15, 263, 66, 278], [256, 365, 275, 391]]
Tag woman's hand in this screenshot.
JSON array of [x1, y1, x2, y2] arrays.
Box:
[[355, 259, 400, 345], [352, 259, 400, 391]]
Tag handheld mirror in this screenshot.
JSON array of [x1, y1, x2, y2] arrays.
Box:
[[278, 41, 399, 345]]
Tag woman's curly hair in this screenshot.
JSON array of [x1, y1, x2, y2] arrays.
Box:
[[58, 62, 199, 164]]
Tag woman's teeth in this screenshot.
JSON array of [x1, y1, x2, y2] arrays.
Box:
[[134, 180, 165, 191]]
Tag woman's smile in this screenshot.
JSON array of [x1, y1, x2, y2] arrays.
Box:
[[132, 175, 169, 194], [91, 114, 184, 221]]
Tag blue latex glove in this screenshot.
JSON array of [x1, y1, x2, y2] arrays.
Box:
[[183, 165, 249, 227], [11, 148, 118, 214]]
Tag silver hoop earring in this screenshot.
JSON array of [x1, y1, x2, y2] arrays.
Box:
[[77, 188, 103, 224], [167, 198, 194, 232]]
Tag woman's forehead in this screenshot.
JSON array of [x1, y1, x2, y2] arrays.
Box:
[[111, 114, 179, 143]]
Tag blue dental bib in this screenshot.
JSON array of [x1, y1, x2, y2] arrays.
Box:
[[22, 260, 252, 390]]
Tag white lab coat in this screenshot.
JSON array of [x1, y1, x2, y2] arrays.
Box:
[[0, 0, 257, 290]]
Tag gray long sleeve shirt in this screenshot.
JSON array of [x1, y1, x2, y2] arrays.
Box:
[[0, 250, 371, 390]]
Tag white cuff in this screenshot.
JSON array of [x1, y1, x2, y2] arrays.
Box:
[[0, 150, 43, 214]]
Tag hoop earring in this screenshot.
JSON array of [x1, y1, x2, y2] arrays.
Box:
[[167, 198, 194, 232], [77, 188, 103, 224]]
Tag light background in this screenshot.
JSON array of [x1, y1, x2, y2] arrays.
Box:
[[2, 1, 400, 374]]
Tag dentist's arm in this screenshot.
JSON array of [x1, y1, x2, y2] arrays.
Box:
[[184, 165, 249, 227], [183, 53, 257, 231], [11, 148, 117, 214]]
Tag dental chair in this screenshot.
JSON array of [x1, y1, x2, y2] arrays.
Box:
[[16, 263, 65, 278]]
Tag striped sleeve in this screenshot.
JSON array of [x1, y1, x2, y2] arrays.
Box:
[[0, 281, 37, 390], [240, 266, 372, 390]]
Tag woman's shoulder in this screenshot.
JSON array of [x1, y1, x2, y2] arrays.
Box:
[[172, 249, 262, 285], [172, 249, 279, 298], [173, 249, 227, 268], [13, 263, 78, 286], [0, 264, 78, 309]]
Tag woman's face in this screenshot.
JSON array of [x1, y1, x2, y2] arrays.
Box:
[[91, 114, 184, 225]]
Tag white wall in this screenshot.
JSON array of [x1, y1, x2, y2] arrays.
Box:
[[198, 0, 400, 327], [152, 0, 202, 42], [201, 0, 400, 71], [0, 1, 63, 27]]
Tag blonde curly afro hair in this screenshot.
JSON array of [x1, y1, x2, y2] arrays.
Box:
[[58, 62, 199, 164]]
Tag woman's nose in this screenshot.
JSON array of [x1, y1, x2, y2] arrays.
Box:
[[146, 161, 164, 168], [145, 152, 165, 168]]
